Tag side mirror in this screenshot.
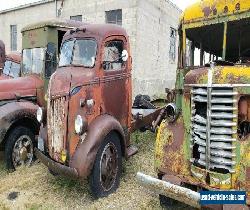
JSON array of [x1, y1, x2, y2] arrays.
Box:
[[122, 50, 128, 62], [46, 43, 56, 60]]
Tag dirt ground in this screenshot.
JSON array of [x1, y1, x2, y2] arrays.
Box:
[[0, 131, 192, 210]]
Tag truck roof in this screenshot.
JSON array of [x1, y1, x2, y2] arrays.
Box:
[[63, 24, 128, 41], [183, 0, 250, 25], [6, 52, 21, 64], [21, 19, 84, 32]]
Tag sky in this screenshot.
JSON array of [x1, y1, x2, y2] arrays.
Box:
[[0, 0, 198, 11]]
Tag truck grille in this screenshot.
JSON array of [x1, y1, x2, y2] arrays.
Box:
[[47, 96, 67, 161], [190, 87, 238, 173]]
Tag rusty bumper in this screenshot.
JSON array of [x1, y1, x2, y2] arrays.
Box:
[[34, 148, 78, 179], [137, 172, 201, 209]]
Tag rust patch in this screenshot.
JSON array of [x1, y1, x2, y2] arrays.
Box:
[[160, 120, 189, 175]]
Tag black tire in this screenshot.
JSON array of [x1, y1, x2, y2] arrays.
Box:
[[5, 126, 35, 170], [89, 132, 122, 198]]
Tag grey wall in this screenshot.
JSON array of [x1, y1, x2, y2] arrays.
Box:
[[0, 0, 181, 98]]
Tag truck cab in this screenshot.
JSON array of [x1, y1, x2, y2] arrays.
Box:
[[0, 20, 83, 170], [35, 24, 162, 198], [0, 52, 21, 80]]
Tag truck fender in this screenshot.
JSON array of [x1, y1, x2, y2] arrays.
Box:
[[70, 114, 125, 179], [0, 101, 39, 144]]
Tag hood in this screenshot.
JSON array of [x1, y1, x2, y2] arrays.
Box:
[[49, 67, 97, 98], [0, 75, 43, 100], [185, 65, 250, 85]]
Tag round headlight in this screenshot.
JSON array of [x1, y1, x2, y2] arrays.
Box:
[[75, 115, 83, 134], [165, 103, 178, 123], [37, 107, 43, 123]]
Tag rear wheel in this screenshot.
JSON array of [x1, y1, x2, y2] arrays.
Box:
[[89, 132, 122, 198], [5, 126, 35, 170]]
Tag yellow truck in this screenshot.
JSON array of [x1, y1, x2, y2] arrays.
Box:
[[138, 0, 250, 209]]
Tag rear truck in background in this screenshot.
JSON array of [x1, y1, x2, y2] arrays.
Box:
[[0, 40, 5, 71], [35, 23, 164, 198], [0, 41, 21, 80], [0, 52, 21, 80], [0, 20, 83, 170], [137, 0, 250, 209]]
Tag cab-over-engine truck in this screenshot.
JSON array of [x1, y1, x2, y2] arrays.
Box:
[[35, 23, 163, 198], [137, 0, 250, 209], [0, 20, 82, 170]]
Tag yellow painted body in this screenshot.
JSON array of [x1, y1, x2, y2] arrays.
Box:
[[183, 0, 250, 24], [154, 0, 250, 204]]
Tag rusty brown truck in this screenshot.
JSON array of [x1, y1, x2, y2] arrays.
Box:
[[0, 20, 82, 170], [35, 23, 162, 198]]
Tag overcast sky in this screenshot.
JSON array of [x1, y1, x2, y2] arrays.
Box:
[[0, 0, 198, 11]]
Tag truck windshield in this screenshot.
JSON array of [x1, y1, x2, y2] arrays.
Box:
[[59, 39, 97, 68], [184, 18, 250, 67], [3, 60, 20, 78], [22, 48, 45, 75]]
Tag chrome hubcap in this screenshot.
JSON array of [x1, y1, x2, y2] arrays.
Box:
[[12, 135, 33, 168], [99, 142, 118, 191]]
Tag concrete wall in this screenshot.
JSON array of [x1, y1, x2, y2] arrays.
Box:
[[0, 1, 56, 52], [0, 0, 181, 98], [134, 0, 181, 98]]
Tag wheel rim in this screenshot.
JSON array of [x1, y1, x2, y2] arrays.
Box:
[[99, 142, 118, 191], [12, 135, 33, 169]]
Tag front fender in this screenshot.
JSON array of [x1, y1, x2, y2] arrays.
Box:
[[0, 101, 39, 143], [70, 114, 125, 179], [155, 117, 189, 176]]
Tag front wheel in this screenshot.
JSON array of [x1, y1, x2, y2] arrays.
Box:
[[89, 132, 122, 198], [5, 126, 35, 170]]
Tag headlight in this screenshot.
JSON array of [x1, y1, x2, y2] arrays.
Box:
[[165, 103, 178, 123], [37, 107, 43, 123], [75, 115, 84, 134]]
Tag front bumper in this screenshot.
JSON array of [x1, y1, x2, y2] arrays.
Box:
[[137, 172, 201, 208], [35, 148, 78, 179]]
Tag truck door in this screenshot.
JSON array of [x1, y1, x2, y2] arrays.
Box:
[[101, 36, 130, 128]]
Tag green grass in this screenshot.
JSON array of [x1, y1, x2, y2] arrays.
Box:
[[0, 131, 192, 210]]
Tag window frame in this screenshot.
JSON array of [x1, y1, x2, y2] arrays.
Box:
[[10, 25, 17, 51], [105, 9, 122, 26], [102, 38, 127, 72]]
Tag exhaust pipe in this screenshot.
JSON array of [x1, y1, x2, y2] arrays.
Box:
[[137, 172, 201, 209]]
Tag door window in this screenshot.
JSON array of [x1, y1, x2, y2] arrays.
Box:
[[103, 40, 125, 71]]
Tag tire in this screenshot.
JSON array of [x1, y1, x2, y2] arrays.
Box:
[[5, 126, 35, 170], [89, 132, 122, 198]]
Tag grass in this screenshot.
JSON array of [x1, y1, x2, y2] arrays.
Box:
[[0, 131, 190, 210]]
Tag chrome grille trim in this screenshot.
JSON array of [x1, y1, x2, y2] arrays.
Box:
[[190, 86, 237, 174]]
